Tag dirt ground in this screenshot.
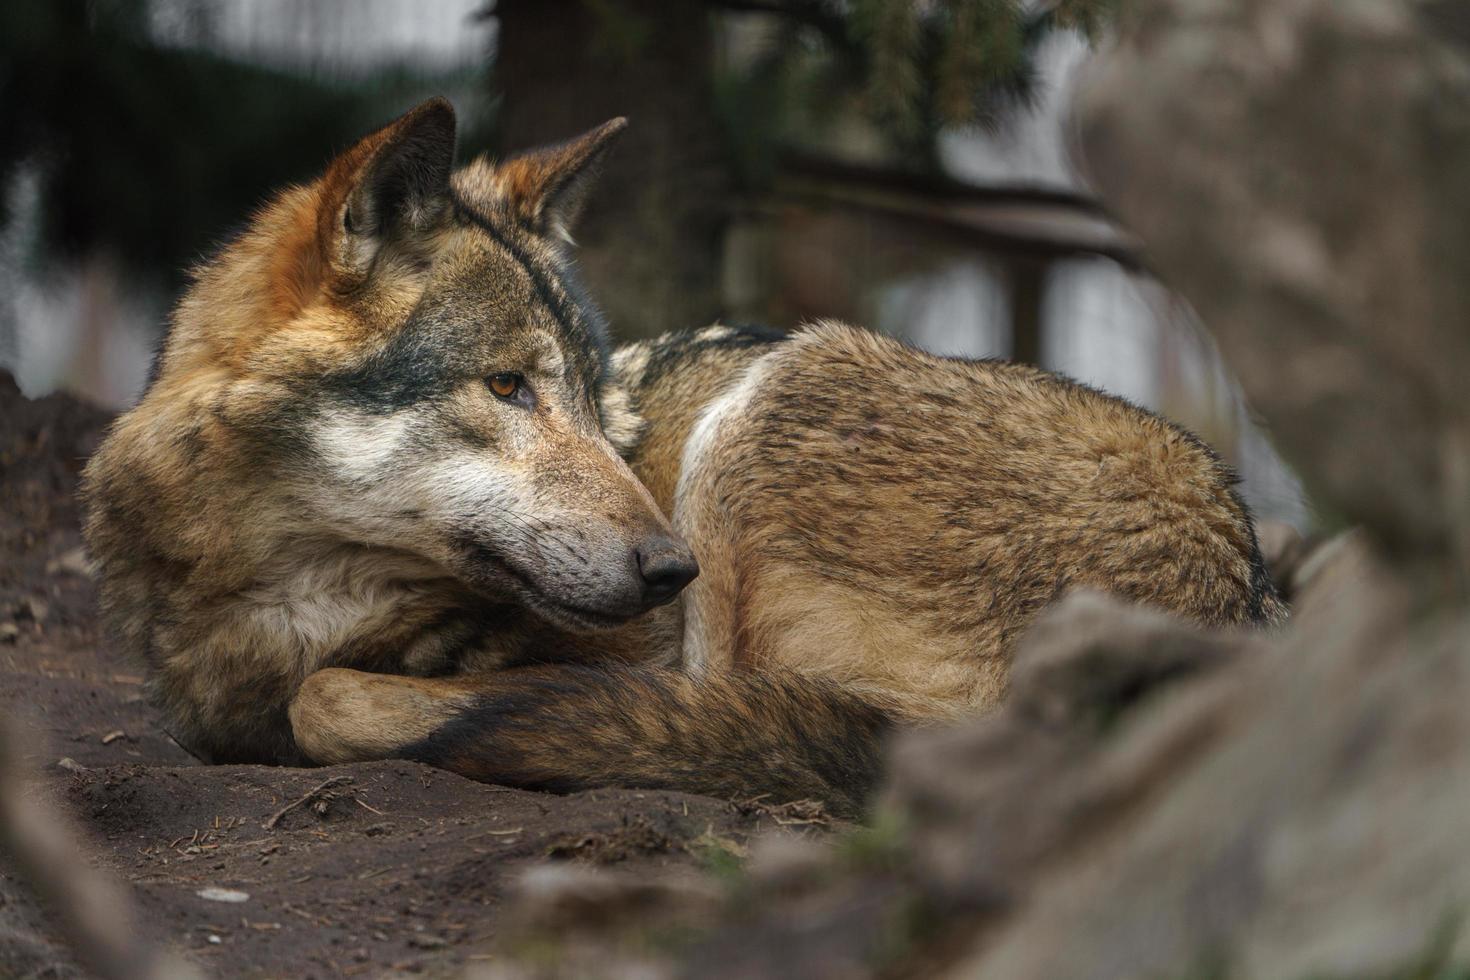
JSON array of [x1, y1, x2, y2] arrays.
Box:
[[0, 373, 802, 979]]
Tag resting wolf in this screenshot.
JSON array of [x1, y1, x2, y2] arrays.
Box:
[[82, 99, 1282, 815]]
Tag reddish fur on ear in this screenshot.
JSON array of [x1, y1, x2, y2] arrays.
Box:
[[314, 122, 396, 267], [252, 100, 458, 320], [175, 98, 459, 369], [261, 186, 331, 322], [307, 98, 458, 291], [497, 117, 627, 241]]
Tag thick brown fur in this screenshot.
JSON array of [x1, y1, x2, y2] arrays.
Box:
[[85, 100, 1282, 815], [637, 322, 1280, 718]]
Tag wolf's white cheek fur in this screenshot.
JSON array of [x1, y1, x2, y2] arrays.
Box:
[[314, 408, 416, 485], [309, 408, 459, 547], [414, 454, 527, 524]]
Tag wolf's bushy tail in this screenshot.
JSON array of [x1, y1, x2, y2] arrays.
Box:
[[402, 665, 894, 817]]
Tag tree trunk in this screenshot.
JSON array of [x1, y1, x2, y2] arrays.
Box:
[[1008, 256, 1048, 366]]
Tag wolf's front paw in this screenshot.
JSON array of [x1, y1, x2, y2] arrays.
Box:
[[290, 668, 477, 766]]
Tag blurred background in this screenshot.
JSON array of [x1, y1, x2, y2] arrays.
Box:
[[0, 0, 1306, 527]]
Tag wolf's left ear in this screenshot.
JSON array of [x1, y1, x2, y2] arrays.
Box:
[[325, 98, 458, 274], [497, 117, 628, 243]]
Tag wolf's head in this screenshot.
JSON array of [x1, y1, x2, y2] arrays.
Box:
[[145, 98, 696, 630]]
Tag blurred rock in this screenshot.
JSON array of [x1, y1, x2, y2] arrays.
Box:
[[892, 594, 1257, 908], [511, 863, 722, 936], [1007, 591, 1251, 730], [474, 864, 724, 980], [1255, 521, 1307, 598], [1078, 0, 1470, 587], [1258, 522, 1375, 606], [938, 554, 1470, 978], [0, 722, 202, 980], [742, 833, 833, 895]]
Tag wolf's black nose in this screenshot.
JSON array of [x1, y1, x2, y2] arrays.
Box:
[[635, 537, 699, 607]]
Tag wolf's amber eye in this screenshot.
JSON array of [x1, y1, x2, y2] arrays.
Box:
[[487, 373, 522, 400]]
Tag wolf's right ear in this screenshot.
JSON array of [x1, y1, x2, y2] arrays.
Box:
[[322, 98, 457, 277], [495, 117, 627, 244]]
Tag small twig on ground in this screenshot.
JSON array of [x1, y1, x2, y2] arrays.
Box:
[[730, 795, 833, 828], [353, 796, 384, 815], [466, 827, 524, 841], [262, 775, 354, 830], [157, 723, 210, 764]]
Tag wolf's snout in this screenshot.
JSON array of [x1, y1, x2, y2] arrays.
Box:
[[634, 535, 699, 607]]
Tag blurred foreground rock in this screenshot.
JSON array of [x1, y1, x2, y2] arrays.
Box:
[[934, 550, 1469, 978], [0, 722, 201, 980], [488, 3, 1470, 977], [1080, 0, 1470, 589]]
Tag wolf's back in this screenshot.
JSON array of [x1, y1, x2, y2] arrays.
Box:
[[631, 321, 1282, 718]]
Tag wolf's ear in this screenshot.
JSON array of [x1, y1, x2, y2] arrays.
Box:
[[496, 117, 627, 244], [325, 98, 457, 274]]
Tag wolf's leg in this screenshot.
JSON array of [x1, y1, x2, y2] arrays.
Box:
[[287, 672, 482, 767], [289, 665, 892, 817]]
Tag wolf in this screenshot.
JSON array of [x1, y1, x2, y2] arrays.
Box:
[[83, 99, 1282, 816]]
